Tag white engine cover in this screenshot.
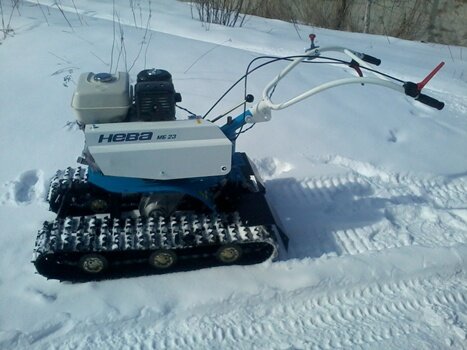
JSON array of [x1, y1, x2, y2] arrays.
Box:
[[85, 119, 232, 180]]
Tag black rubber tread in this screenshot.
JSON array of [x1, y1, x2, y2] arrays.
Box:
[[47, 167, 88, 203], [48, 167, 91, 215], [33, 213, 278, 281], [47, 167, 131, 217]]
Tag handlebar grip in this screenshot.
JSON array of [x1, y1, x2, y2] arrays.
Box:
[[361, 54, 381, 66], [416, 93, 445, 110]]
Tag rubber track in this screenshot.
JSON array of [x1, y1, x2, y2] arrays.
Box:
[[47, 167, 88, 204], [33, 213, 278, 280]]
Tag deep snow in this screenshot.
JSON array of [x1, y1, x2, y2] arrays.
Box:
[[0, 1, 466, 349]]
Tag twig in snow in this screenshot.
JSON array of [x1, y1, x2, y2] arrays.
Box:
[[128, 0, 152, 72], [184, 38, 232, 74], [48, 51, 72, 64], [144, 32, 153, 69], [90, 52, 109, 66], [109, 0, 116, 72], [447, 45, 454, 62], [71, 0, 84, 26], [36, 0, 49, 26], [54, 1, 73, 30], [113, 13, 128, 73], [129, 0, 138, 28], [1, 0, 21, 39]]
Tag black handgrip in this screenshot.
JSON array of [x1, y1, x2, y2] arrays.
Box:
[[361, 54, 381, 66], [416, 93, 445, 110], [351, 51, 381, 66]]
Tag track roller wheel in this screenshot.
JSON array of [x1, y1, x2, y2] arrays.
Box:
[[79, 253, 108, 274], [149, 250, 177, 269], [216, 244, 242, 264], [88, 198, 109, 213]]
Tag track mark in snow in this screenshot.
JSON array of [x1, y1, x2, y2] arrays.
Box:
[[265, 157, 467, 259], [387, 129, 398, 143], [50, 67, 78, 76], [28, 287, 58, 303], [1, 170, 45, 205], [27, 314, 73, 346], [39, 269, 467, 350]]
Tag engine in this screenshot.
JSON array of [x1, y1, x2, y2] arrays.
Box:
[[71, 69, 181, 125], [135, 69, 182, 122]]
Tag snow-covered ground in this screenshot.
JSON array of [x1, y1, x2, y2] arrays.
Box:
[[0, 1, 466, 349]]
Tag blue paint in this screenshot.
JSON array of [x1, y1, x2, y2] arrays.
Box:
[[87, 169, 222, 210], [221, 110, 252, 141]]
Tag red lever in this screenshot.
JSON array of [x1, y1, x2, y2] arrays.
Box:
[[349, 61, 363, 77], [417, 62, 445, 91], [308, 34, 317, 49]]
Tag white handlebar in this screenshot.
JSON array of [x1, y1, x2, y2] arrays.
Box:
[[246, 46, 403, 124]]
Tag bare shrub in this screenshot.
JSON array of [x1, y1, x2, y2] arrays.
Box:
[[292, 0, 352, 31], [375, 0, 433, 40], [110, 0, 154, 73], [189, 0, 437, 43], [191, 0, 251, 27]]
